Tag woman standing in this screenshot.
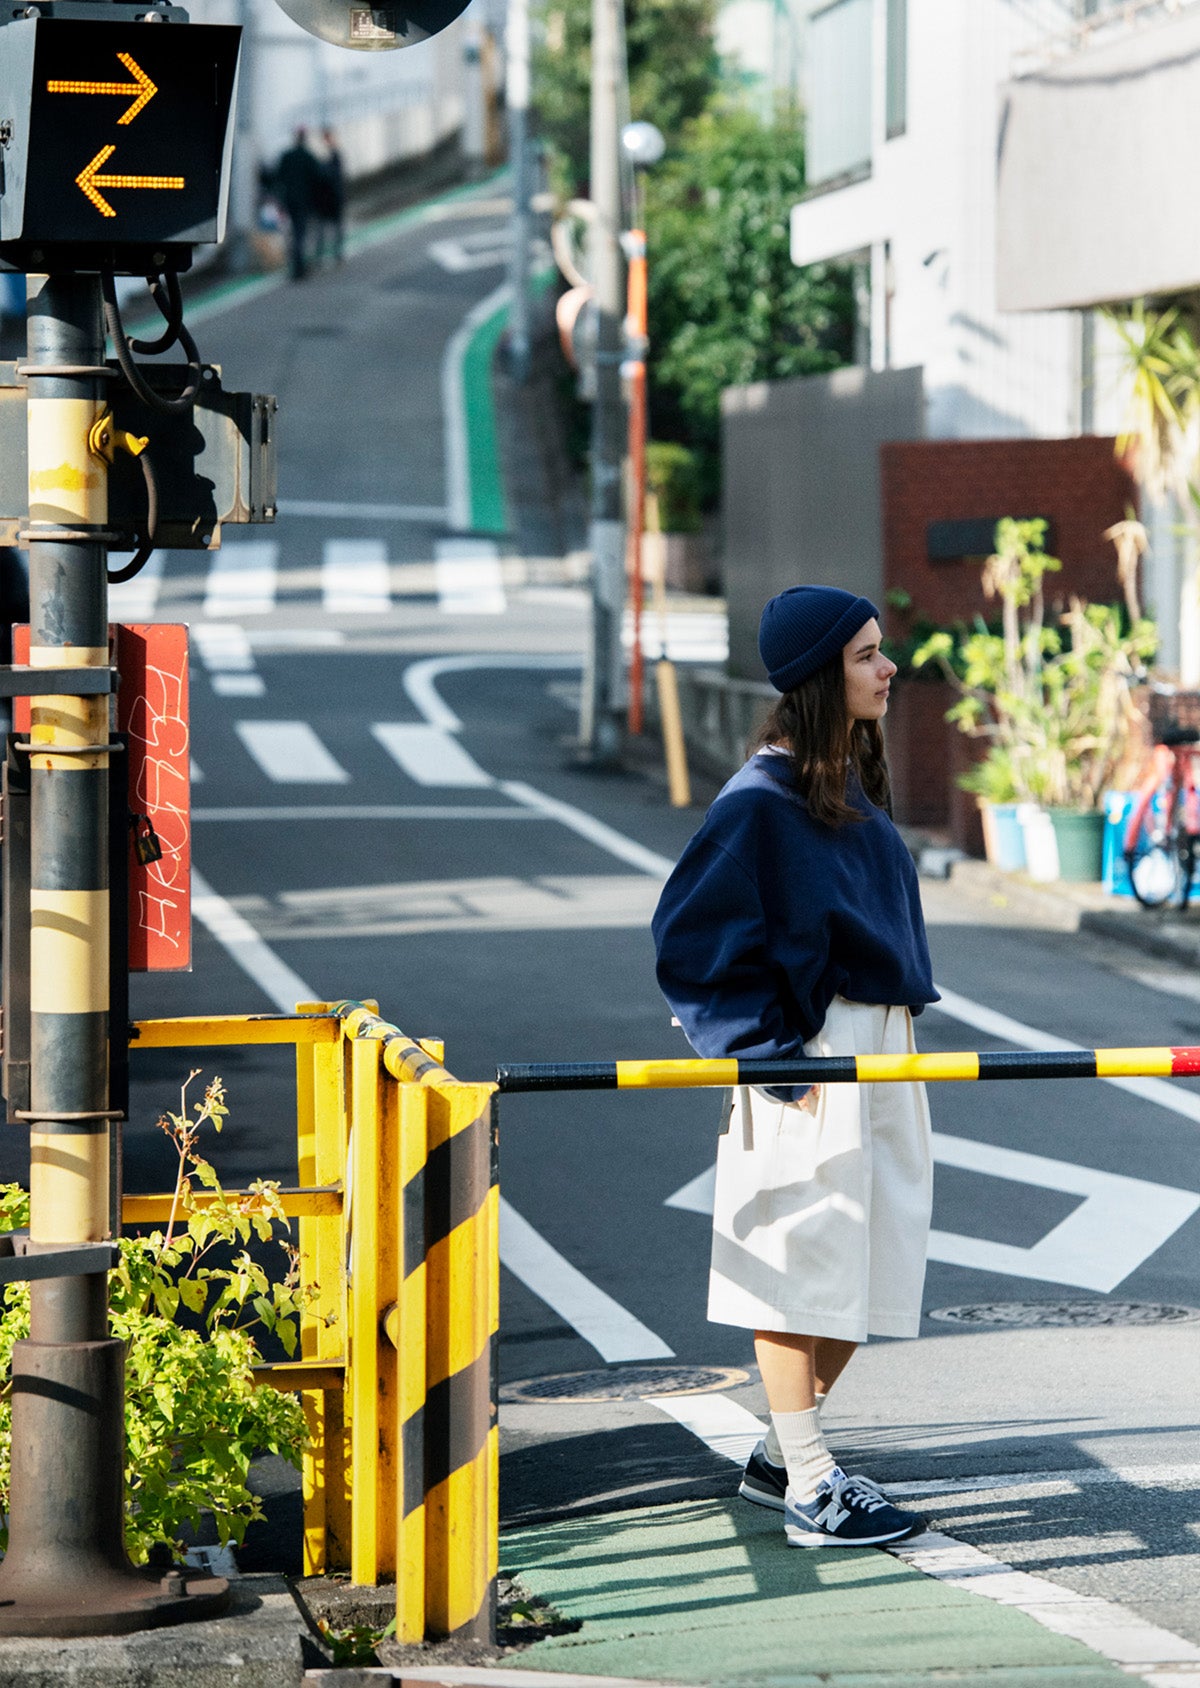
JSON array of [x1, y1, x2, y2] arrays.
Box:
[[652, 585, 938, 1548]]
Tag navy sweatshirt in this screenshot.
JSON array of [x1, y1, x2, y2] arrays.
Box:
[[652, 753, 938, 1084]]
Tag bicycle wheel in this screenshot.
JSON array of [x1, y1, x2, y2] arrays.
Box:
[[1125, 785, 1185, 908], [1178, 829, 1198, 909]]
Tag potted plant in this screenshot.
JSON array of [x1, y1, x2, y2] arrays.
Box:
[[913, 518, 1157, 882], [954, 747, 1027, 873]]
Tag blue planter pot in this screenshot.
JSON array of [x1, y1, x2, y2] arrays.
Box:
[[990, 803, 1027, 872]]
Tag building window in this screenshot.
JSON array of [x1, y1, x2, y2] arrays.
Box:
[[886, 0, 906, 139], [806, 0, 872, 187]]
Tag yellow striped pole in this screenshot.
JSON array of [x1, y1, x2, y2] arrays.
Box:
[[335, 1003, 499, 1645], [295, 1001, 351, 1576], [496, 1044, 1200, 1092]]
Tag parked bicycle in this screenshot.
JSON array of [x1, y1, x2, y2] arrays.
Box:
[[1122, 723, 1200, 908]]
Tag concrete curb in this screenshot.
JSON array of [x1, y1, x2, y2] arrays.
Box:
[[0, 1575, 311, 1687], [942, 855, 1200, 968], [305, 1672, 684, 1688]]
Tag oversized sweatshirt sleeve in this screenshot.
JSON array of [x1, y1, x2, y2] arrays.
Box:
[[652, 830, 812, 1093]]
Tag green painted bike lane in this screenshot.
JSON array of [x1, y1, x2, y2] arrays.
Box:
[[500, 1499, 1127, 1687]]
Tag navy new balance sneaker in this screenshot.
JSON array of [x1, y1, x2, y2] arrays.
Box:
[[784, 1468, 927, 1548], [738, 1440, 788, 1511]]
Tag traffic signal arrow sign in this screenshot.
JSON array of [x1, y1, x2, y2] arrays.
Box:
[[47, 53, 158, 125], [75, 145, 185, 219]]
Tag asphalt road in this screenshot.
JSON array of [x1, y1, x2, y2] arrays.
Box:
[[3, 186, 1196, 1651]]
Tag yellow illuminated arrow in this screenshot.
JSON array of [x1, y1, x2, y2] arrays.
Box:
[[75, 145, 184, 219], [48, 53, 158, 125]]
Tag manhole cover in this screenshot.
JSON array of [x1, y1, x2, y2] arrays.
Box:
[[928, 1300, 1200, 1328], [501, 1364, 749, 1404]]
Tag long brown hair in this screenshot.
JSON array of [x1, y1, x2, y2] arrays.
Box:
[[750, 653, 891, 826]]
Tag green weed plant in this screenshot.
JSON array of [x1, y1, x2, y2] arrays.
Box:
[[0, 1072, 311, 1562]]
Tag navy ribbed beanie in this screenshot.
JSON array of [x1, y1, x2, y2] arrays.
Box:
[[758, 585, 878, 693]]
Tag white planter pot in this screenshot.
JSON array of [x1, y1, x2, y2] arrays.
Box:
[[1019, 805, 1059, 882]]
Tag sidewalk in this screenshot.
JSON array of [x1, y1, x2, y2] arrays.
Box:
[[491, 1498, 1133, 1688]]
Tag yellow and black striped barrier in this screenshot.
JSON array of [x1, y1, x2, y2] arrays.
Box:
[[497, 1044, 1200, 1092], [126, 1001, 498, 1646]]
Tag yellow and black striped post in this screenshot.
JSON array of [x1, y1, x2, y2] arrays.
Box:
[[497, 1044, 1200, 1092], [335, 1004, 499, 1645]]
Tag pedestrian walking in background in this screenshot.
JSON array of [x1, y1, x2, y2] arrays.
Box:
[[652, 585, 938, 1549], [274, 127, 322, 281], [314, 128, 346, 265]]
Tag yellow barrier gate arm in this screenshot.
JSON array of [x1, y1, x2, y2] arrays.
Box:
[[496, 1044, 1200, 1092]]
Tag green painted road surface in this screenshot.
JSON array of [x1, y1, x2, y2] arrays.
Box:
[[500, 1500, 1127, 1687]]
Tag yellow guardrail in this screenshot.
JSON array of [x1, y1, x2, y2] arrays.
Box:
[[125, 1000, 498, 1644]]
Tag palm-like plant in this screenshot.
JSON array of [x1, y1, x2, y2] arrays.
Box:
[[1103, 300, 1200, 508]]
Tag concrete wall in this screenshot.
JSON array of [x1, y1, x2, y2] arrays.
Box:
[[719, 362, 924, 681]]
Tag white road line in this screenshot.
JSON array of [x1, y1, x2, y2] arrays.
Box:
[[235, 722, 350, 785], [435, 538, 507, 615], [403, 653, 583, 733], [442, 281, 510, 533], [322, 538, 391, 614], [887, 1463, 1200, 1499], [928, 1131, 1199, 1293], [188, 863, 674, 1366], [891, 1532, 1200, 1681], [281, 499, 445, 523], [933, 983, 1200, 1128], [190, 867, 314, 1013], [501, 781, 675, 878], [499, 1196, 673, 1363], [191, 804, 538, 823], [190, 759, 204, 784], [192, 623, 265, 698], [372, 722, 495, 788], [107, 550, 164, 621], [203, 540, 278, 618], [646, 1392, 764, 1466], [213, 675, 267, 698]]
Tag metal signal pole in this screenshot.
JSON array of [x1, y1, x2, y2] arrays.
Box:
[[580, 0, 626, 764], [506, 0, 532, 382]]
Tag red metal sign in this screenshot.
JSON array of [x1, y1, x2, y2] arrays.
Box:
[[15, 623, 192, 971]]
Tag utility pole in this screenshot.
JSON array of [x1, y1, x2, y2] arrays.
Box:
[[0, 10, 239, 1636], [506, 0, 532, 381], [580, 0, 626, 763]]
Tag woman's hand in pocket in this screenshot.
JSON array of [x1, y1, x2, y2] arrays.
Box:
[[789, 1086, 820, 1114]]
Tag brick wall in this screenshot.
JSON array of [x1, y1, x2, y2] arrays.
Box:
[[880, 436, 1140, 848]]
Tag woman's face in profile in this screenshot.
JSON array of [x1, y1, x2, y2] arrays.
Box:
[[842, 618, 897, 722]]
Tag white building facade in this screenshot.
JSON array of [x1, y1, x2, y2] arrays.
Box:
[[791, 0, 1085, 442], [787, 0, 1200, 674]]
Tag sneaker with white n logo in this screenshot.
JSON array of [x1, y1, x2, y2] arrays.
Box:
[[784, 1467, 927, 1549]]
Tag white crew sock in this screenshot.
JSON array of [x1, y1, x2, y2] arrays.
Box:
[[764, 1392, 825, 1467], [770, 1406, 836, 1503]]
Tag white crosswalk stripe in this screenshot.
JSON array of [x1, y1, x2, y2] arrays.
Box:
[[624, 609, 727, 662], [192, 624, 265, 698], [203, 540, 278, 618], [371, 723, 494, 787], [235, 721, 350, 784], [107, 551, 165, 621], [322, 538, 391, 613], [434, 537, 506, 614]]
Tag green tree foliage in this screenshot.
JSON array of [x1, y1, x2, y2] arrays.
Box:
[[533, 0, 720, 197], [643, 102, 854, 499], [0, 1075, 310, 1562]]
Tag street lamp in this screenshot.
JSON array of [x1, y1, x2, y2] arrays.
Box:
[[620, 120, 663, 738]]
